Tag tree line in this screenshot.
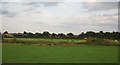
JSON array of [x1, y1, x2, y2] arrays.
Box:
[[2, 31, 120, 40]]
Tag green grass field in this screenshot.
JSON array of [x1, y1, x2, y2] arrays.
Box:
[[0, 45, 2, 63], [3, 44, 118, 63]]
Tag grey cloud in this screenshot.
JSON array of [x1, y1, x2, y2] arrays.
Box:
[[96, 22, 117, 27], [83, 2, 118, 12], [58, 19, 118, 32], [63, 24, 117, 32], [23, 2, 60, 7], [0, 2, 18, 17], [0, 9, 17, 17], [23, 7, 42, 14], [102, 13, 118, 17], [0, 9, 9, 14], [5, 13, 17, 17], [22, 2, 60, 12], [58, 22, 94, 31], [22, 2, 37, 5], [36, 21, 44, 25], [40, 2, 61, 7]]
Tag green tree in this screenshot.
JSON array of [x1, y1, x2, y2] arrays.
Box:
[[42, 31, 51, 38], [51, 33, 57, 38], [35, 32, 42, 38], [58, 33, 66, 39], [67, 33, 74, 39]]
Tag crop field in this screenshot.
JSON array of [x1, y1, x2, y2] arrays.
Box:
[[3, 43, 118, 63]]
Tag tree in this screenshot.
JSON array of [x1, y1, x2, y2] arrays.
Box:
[[3, 31, 9, 34], [23, 31, 27, 34], [27, 32, 34, 38], [104, 32, 111, 39], [3, 34, 14, 38], [98, 31, 104, 38], [35, 32, 42, 38], [67, 33, 74, 39], [1, 31, 119, 40], [110, 32, 118, 40], [86, 31, 95, 37], [23, 31, 28, 38], [77, 32, 86, 39], [58, 33, 66, 39], [42, 31, 51, 38], [51, 33, 57, 38]]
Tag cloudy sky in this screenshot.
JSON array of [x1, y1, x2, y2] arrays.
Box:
[[0, 0, 119, 34]]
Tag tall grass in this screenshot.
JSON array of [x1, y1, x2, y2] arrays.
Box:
[[3, 38, 85, 46], [3, 38, 119, 46], [85, 37, 119, 46]]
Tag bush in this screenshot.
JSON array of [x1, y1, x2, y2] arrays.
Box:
[[85, 37, 95, 45], [103, 39, 113, 45], [3, 38, 17, 43], [112, 40, 120, 46], [85, 37, 116, 45]]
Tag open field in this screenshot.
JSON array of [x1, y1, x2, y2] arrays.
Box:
[[0, 45, 2, 63], [3, 44, 118, 63]]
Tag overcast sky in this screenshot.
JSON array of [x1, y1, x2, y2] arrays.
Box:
[[0, 0, 119, 34]]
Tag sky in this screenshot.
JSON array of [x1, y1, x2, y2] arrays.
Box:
[[0, 0, 119, 34]]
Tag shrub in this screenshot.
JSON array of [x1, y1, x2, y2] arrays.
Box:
[[85, 37, 95, 45], [3, 38, 17, 43], [103, 39, 113, 45], [112, 40, 120, 46], [85, 37, 116, 45]]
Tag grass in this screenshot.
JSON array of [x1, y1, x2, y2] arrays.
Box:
[[0, 44, 2, 63], [4, 38, 86, 43], [3, 44, 118, 63]]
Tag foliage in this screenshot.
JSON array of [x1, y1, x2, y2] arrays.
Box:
[[2, 31, 120, 40], [3, 38, 85, 46], [3, 38, 17, 43], [85, 37, 119, 45], [2, 34, 15, 38]]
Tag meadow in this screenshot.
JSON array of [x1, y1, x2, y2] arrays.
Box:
[[3, 43, 118, 63], [2, 38, 119, 63], [0, 45, 2, 63]]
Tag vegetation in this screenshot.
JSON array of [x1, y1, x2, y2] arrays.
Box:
[[2, 31, 120, 46], [3, 44, 118, 63], [3, 38, 85, 46], [85, 37, 119, 46], [0, 45, 1, 63], [2, 31, 120, 40], [3, 38, 119, 46], [2, 31, 119, 63]]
